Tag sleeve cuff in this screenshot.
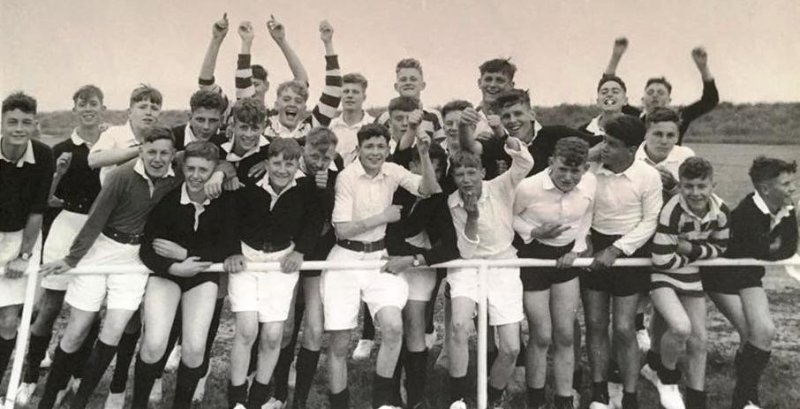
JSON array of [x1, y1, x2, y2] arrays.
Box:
[[198, 76, 215, 86]]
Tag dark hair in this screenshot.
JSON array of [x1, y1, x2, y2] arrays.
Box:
[[395, 58, 423, 75], [388, 96, 419, 114], [306, 127, 338, 152], [645, 107, 681, 129], [491, 89, 531, 113], [679, 156, 714, 180], [645, 77, 673, 94], [597, 75, 627, 93], [276, 81, 309, 102], [184, 141, 220, 163], [411, 142, 447, 166], [749, 156, 797, 185], [449, 149, 483, 170], [604, 115, 646, 148], [479, 58, 517, 81], [357, 123, 391, 145], [2, 92, 37, 115], [552, 137, 590, 167], [268, 137, 302, 161], [252, 64, 268, 82], [141, 125, 175, 146], [440, 100, 474, 120], [129, 84, 163, 107], [189, 90, 226, 114], [343, 73, 368, 91], [231, 98, 267, 127], [72, 85, 104, 104]]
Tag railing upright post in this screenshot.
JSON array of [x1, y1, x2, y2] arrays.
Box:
[[477, 262, 489, 409], [4, 265, 38, 409]]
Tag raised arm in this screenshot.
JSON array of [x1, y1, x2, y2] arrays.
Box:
[[235, 21, 256, 100], [308, 20, 342, 128], [678, 47, 719, 139], [267, 15, 309, 85], [459, 107, 485, 154], [414, 131, 442, 196], [198, 13, 230, 90], [603, 37, 628, 76]]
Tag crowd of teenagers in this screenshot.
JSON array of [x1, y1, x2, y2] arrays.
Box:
[[0, 14, 797, 409]]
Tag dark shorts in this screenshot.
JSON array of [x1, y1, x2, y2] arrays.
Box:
[[518, 240, 580, 291], [151, 271, 219, 293], [301, 230, 336, 278], [580, 230, 651, 297], [700, 266, 765, 295]]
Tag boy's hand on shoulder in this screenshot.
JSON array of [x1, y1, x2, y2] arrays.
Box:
[[247, 161, 267, 179], [212, 13, 229, 40], [319, 20, 334, 43]]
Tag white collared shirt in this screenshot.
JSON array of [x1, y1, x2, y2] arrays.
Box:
[[133, 158, 176, 197], [329, 111, 374, 166], [0, 138, 36, 167], [752, 191, 795, 231], [448, 145, 534, 259], [70, 129, 95, 148], [183, 123, 199, 145], [635, 143, 695, 179], [513, 168, 596, 252], [92, 122, 138, 185], [264, 115, 311, 140], [590, 160, 663, 255], [332, 159, 423, 242], [585, 115, 604, 136], [179, 182, 211, 230], [221, 138, 268, 163], [257, 174, 297, 211]]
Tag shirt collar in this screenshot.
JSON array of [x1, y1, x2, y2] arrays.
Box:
[[752, 191, 794, 218], [298, 155, 338, 176], [133, 158, 176, 180], [594, 160, 638, 179], [179, 183, 211, 206], [0, 138, 36, 168], [184, 123, 198, 145], [353, 157, 388, 179], [221, 139, 266, 162], [585, 115, 604, 136], [678, 193, 723, 222], [332, 111, 372, 128], [635, 143, 682, 167], [448, 182, 491, 209], [256, 173, 298, 197], [70, 129, 95, 147]]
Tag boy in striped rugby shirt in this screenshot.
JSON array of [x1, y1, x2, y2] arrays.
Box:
[[649, 157, 730, 409]]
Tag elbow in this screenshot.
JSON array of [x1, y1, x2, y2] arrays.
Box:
[[87, 155, 102, 169]]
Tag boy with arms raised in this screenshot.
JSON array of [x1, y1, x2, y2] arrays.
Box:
[[702, 157, 797, 409], [650, 157, 730, 409], [323, 123, 439, 409]]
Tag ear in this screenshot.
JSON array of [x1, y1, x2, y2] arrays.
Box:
[[394, 81, 401, 93], [582, 162, 591, 172], [420, 80, 426, 91]]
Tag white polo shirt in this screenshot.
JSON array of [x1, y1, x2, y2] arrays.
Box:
[[636, 143, 695, 179], [91, 122, 138, 185], [329, 111, 374, 166]]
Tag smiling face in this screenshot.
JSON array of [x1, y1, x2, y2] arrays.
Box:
[[267, 152, 299, 193], [1, 108, 37, 147], [183, 156, 216, 193], [303, 143, 336, 174], [596, 80, 628, 113], [73, 96, 105, 128], [643, 83, 672, 113], [478, 72, 514, 104], [357, 135, 389, 174], [341, 83, 366, 112], [232, 119, 264, 154], [498, 102, 534, 141], [394, 67, 425, 98], [189, 107, 223, 142], [760, 172, 798, 208], [680, 175, 714, 216], [644, 120, 679, 163], [275, 87, 307, 130], [128, 98, 161, 131], [139, 138, 174, 178], [549, 156, 588, 192]]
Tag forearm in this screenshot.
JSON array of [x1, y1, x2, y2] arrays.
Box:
[[88, 148, 138, 169], [604, 51, 624, 76], [276, 39, 308, 84], [48, 173, 65, 201], [417, 153, 441, 196], [215, 160, 237, 179], [334, 215, 386, 240], [199, 38, 224, 83], [235, 52, 255, 100], [464, 216, 479, 242], [19, 214, 43, 255]]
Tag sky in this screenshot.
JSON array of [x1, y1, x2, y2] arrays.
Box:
[[2, 0, 799, 111]]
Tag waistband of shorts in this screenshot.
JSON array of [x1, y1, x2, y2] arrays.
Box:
[[63, 201, 92, 214], [337, 238, 386, 253], [102, 226, 143, 245], [243, 240, 292, 254]]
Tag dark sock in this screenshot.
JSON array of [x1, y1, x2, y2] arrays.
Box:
[[608, 359, 622, 383], [109, 329, 140, 393], [734, 342, 771, 407], [73, 319, 100, 380], [329, 387, 350, 409], [487, 348, 498, 376], [527, 387, 545, 407], [488, 385, 505, 404], [155, 307, 182, 375], [646, 350, 664, 372], [371, 374, 395, 408], [201, 298, 224, 375], [272, 345, 295, 402], [0, 335, 16, 380], [246, 380, 271, 409], [38, 345, 77, 409], [173, 362, 205, 409], [622, 391, 638, 409], [635, 313, 645, 331], [388, 345, 406, 406], [555, 394, 575, 409], [591, 381, 609, 404], [228, 382, 248, 409], [573, 366, 584, 391], [686, 388, 706, 409], [657, 366, 682, 384], [293, 347, 321, 406], [449, 375, 469, 402], [405, 350, 428, 407], [71, 340, 119, 409], [247, 329, 260, 376], [362, 303, 376, 340], [24, 333, 51, 383], [425, 274, 443, 335], [131, 357, 162, 409]]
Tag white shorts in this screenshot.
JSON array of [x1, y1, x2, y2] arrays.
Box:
[[447, 265, 524, 326], [229, 243, 298, 323], [400, 267, 436, 302], [64, 234, 147, 312], [0, 230, 42, 308], [321, 245, 408, 331], [41, 211, 88, 291]]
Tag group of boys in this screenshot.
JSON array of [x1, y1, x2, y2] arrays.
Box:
[[0, 16, 797, 409]]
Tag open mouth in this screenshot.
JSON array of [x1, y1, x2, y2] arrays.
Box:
[[284, 107, 299, 121], [141, 117, 155, 124], [603, 98, 617, 106], [506, 123, 522, 136]]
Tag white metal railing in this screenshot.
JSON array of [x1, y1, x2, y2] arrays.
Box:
[[3, 254, 800, 409]]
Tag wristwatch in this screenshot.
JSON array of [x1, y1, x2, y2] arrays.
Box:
[[19, 252, 32, 261], [412, 254, 423, 267]]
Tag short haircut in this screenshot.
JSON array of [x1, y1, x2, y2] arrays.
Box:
[[343, 73, 368, 91], [2, 92, 37, 115], [388, 96, 419, 113], [231, 98, 267, 127], [645, 77, 673, 94], [276, 80, 309, 102], [252, 64, 268, 81], [749, 156, 797, 185], [679, 156, 714, 181], [72, 85, 104, 104], [552, 137, 590, 167], [411, 141, 447, 165], [306, 127, 338, 152], [440, 100, 474, 120], [645, 107, 681, 129], [357, 123, 391, 145], [129, 84, 163, 107], [604, 115, 646, 148], [142, 125, 176, 146], [449, 149, 483, 170], [189, 90, 226, 114], [479, 58, 517, 80], [597, 75, 627, 93], [184, 141, 220, 163], [491, 89, 531, 112], [395, 58, 423, 75], [268, 137, 302, 161]]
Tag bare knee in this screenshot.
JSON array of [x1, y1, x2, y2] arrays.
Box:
[[498, 337, 520, 362], [586, 315, 609, 337], [530, 328, 553, 350], [180, 342, 205, 368], [235, 323, 258, 347], [668, 320, 692, 344], [553, 326, 575, 350], [686, 333, 707, 357], [450, 319, 471, 344], [259, 328, 283, 352], [140, 337, 168, 363], [0, 311, 19, 336], [380, 318, 403, 347], [613, 321, 636, 346], [303, 320, 324, 349], [329, 334, 350, 360], [749, 319, 776, 348]]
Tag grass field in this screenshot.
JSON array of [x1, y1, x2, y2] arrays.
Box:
[[3, 143, 799, 409]]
